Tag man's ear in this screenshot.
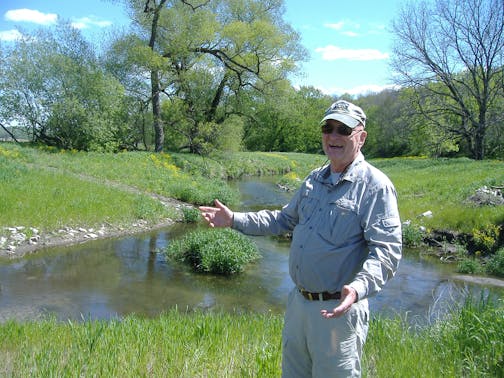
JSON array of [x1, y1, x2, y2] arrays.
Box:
[[359, 130, 367, 145]]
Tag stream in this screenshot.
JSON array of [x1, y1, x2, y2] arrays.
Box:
[[1, 176, 502, 323]]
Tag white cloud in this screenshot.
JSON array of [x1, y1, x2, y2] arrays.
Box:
[[324, 20, 387, 39], [341, 31, 359, 37], [324, 22, 345, 30], [0, 29, 23, 41], [5, 9, 57, 25], [315, 45, 389, 61], [71, 17, 112, 30]]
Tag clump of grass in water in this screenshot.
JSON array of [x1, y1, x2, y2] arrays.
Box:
[[165, 228, 261, 275]]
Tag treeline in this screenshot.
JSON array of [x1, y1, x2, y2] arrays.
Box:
[[0, 0, 502, 159]]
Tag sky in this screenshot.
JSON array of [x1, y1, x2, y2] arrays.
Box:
[[0, 0, 406, 96]]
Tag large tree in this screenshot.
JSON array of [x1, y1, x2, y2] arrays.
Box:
[[391, 0, 504, 160], [113, 0, 305, 153]]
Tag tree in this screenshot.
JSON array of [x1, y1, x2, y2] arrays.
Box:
[[243, 85, 330, 153], [115, 0, 305, 153], [391, 0, 504, 160], [358, 90, 412, 158], [0, 23, 133, 151]]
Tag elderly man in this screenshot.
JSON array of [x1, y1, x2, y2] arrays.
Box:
[[199, 100, 402, 377]]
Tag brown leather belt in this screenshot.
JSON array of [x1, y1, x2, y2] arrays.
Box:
[[299, 288, 341, 301]]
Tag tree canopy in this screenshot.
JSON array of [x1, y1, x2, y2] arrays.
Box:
[[0, 0, 502, 159]]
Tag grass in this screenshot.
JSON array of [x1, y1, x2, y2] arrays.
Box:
[[0, 309, 283, 377], [165, 228, 261, 275], [371, 157, 504, 234], [0, 298, 502, 377], [364, 297, 504, 377], [0, 150, 169, 231], [1, 142, 503, 262]]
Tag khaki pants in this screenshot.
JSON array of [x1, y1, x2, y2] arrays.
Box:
[[281, 288, 369, 378]]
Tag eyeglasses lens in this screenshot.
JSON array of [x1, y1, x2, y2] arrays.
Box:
[[321, 124, 353, 136]]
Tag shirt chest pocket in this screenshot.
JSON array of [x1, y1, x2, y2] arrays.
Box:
[[321, 198, 360, 241]]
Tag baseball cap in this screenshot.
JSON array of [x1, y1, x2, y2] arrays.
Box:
[[320, 100, 367, 128]]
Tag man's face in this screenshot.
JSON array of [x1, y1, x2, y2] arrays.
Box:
[[321, 119, 367, 172]]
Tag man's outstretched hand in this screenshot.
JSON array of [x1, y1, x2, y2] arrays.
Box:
[[320, 285, 358, 318], [199, 199, 233, 228]]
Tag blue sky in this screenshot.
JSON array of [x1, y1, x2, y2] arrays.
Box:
[[0, 0, 405, 96]]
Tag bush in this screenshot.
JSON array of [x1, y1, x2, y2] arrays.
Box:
[[181, 206, 200, 223], [486, 247, 504, 277], [165, 228, 261, 275], [402, 222, 424, 247], [472, 224, 500, 253], [457, 257, 484, 275]]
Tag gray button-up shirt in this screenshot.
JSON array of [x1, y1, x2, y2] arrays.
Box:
[[232, 153, 402, 301]]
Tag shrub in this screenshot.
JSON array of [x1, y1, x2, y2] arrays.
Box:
[[472, 224, 500, 253], [165, 228, 261, 275], [486, 247, 504, 278], [457, 257, 484, 275], [402, 222, 424, 247], [181, 206, 200, 223]]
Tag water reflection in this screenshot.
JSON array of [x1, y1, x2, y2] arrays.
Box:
[[0, 176, 502, 323]]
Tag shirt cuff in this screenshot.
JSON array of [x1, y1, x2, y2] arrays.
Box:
[[349, 281, 367, 302], [231, 212, 246, 229]]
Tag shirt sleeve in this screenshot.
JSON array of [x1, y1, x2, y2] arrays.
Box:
[[349, 184, 402, 301]]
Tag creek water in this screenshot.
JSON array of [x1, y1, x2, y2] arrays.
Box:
[[0, 176, 502, 323]]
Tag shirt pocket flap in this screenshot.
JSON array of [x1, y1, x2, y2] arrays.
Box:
[[381, 217, 400, 228], [331, 198, 357, 212]]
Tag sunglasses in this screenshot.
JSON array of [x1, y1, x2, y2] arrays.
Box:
[[321, 123, 361, 136]]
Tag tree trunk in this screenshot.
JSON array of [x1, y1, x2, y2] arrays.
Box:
[[145, 0, 167, 152], [151, 69, 164, 152]]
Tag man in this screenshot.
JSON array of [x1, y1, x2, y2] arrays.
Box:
[[199, 100, 402, 377]]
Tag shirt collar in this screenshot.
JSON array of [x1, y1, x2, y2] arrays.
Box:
[[318, 153, 365, 185]]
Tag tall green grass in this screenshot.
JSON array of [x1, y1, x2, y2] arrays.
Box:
[[0, 310, 283, 377], [1, 298, 502, 377], [364, 296, 504, 377]]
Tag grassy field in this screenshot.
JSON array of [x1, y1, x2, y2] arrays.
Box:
[[0, 298, 502, 377], [1, 143, 502, 251]]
